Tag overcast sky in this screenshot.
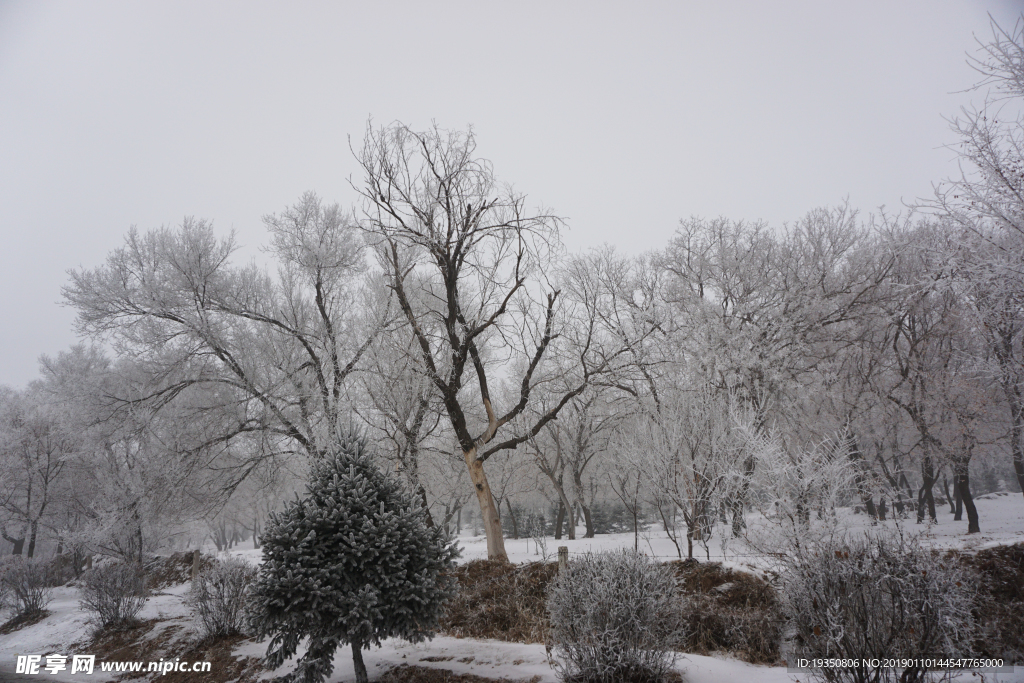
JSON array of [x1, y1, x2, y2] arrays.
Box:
[[1, 1, 1022, 388]]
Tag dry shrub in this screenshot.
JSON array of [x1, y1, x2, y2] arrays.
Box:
[[79, 562, 148, 630], [666, 559, 781, 664], [955, 542, 1024, 663], [0, 557, 52, 620], [440, 560, 556, 643], [186, 557, 256, 638], [783, 534, 974, 683]]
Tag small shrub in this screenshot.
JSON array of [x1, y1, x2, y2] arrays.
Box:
[[0, 557, 52, 619], [783, 532, 974, 683], [79, 562, 148, 629], [547, 549, 683, 683], [186, 557, 257, 638]]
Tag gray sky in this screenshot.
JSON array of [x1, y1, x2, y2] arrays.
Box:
[[1, 1, 1021, 387]]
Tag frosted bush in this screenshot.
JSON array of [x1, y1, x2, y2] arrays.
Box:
[[79, 562, 148, 629], [186, 557, 257, 638], [0, 557, 52, 619], [546, 549, 683, 683], [783, 532, 975, 683]]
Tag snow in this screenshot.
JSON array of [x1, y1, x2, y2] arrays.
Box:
[[456, 493, 1024, 570], [2, 494, 1022, 682], [0, 581, 194, 682], [243, 636, 1023, 683]]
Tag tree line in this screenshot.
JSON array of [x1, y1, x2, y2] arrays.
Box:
[[3, 20, 1024, 563]]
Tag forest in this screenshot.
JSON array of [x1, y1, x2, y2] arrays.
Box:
[[3, 29, 1024, 572], [4, 15, 1024, 683]]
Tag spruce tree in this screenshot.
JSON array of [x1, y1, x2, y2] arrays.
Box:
[[249, 431, 459, 683]]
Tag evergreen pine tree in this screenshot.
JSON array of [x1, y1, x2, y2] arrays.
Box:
[[249, 431, 459, 683]]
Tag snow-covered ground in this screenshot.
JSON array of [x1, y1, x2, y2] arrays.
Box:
[[447, 492, 1024, 569], [2, 494, 1022, 682]]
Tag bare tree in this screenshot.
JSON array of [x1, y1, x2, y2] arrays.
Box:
[[354, 315, 448, 525], [356, 122, 633, 560], [623, 375, 740, 559]]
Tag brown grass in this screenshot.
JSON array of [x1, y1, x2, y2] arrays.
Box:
[[665, 559, 782, 664], [438, 557, 783, 665], [143, 551, 218, 590], [439, 560, 557, 644], [0, 609, 50, 635], [84, 618, 265, 682], [377, 664, 541, 682], [954, 542, 1024, 663]]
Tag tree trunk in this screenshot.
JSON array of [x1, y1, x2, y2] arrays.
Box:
[[1003, 383, 1024, 499], [351, 641, 367, 683], [581, 504, 594, 538], [418, 486, 435, 528], [26, 520, 38, 559], [504, 499, 519, 539], [917, 457, 937, 523], [877, 496, 887, 521], [954, 479, 963, 521], [632, 510, 638, 552], [464, 448, 508, 562], [730, 454, 755, 536], [955, 473, 980, 534], [658, 501, 682, 559], [542, 470, 575, 541], [942, 476, 956, 515]]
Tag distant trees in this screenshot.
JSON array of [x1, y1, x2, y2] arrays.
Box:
[[0, 384, 76, 557], [24, 48, 1024, 569], [659, 206, 892, 534], [933, 18, 1024, 501]]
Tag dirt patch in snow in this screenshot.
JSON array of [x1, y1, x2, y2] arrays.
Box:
[[143, 552, 217, 590], [378, 664, 542, 682], [83, 618, 264, 682], [0, 609, 50, 635]]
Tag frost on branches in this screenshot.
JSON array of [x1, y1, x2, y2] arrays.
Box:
[[783, 532, 974, 683], [248, 431, 459, 683]]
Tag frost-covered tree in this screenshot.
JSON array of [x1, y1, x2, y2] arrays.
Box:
[[625, 377, 740, 559], [931, 18, 1024, 500], [64, 192, 383, 467], [248, 430, 458, 683], [660, 206, 890, 535]]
